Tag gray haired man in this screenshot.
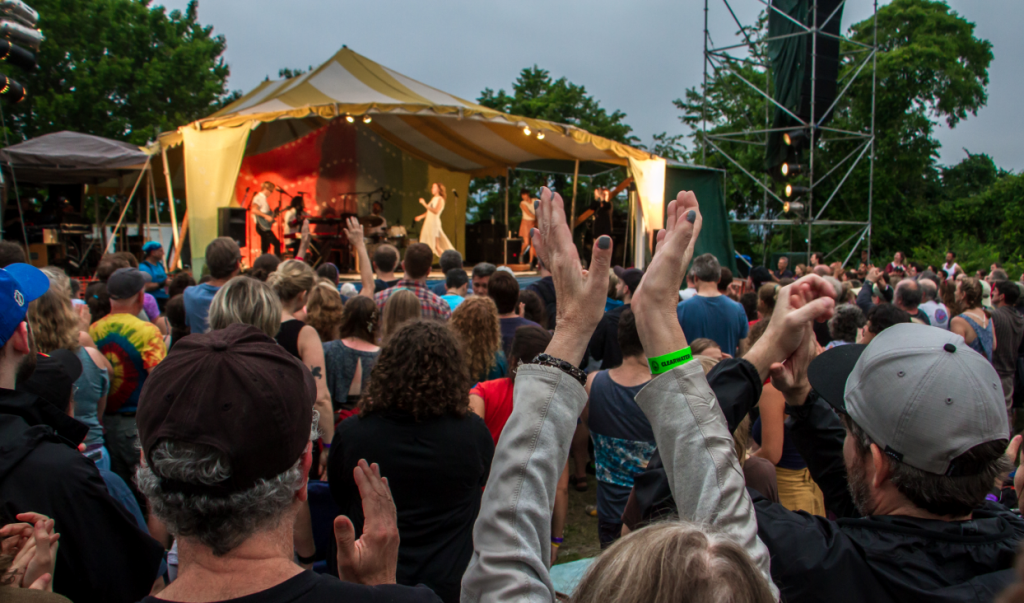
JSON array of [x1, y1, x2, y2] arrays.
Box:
[[675, 253, 749, 355], [136, 324, 439, 603]]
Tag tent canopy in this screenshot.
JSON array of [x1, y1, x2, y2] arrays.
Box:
[[159, 46, 656, 179], [1, 131, 151, 184]]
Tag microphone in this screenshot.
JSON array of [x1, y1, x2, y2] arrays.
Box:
[[453, 189, 459, 198]]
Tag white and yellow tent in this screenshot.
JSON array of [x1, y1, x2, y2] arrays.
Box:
[[159, 46, 666, 271]]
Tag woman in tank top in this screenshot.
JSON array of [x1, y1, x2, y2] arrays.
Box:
[[950, 277, 996, 363]]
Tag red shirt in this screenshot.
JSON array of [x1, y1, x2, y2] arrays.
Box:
[[470, 377, 514, 444]]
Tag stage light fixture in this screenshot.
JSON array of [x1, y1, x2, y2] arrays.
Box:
[[0, 17, 40, 50], [0, 1, 38, 28], [362, 115, 371, 124], [783, 200, 805, 213], [781, 162, 805, 177], [523, 126, 531, 136], [536, 131, 545, 140], [783, 128, 809, 148], [0, 38, 33, 70], [785, 184, 809, 198], [345, 114, 355, 123], [0, 73, 26, 102]]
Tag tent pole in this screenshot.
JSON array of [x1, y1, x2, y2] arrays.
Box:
[[504, 168, 509, 265], [145, 168, 151, 240], [106, 157, 151, 254], [569, 160, 579, 230], [161, 144, 180, 262], [169, 211, 189, 271]]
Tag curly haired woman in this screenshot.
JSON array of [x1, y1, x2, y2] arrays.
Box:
[[327, 320, 493, 603], [305, 281, 345, 343], [449, 295, 507, 384]]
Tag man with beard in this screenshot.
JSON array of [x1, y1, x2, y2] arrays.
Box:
[[764, 323, 1021, 601], [0, 263, 165, 602]]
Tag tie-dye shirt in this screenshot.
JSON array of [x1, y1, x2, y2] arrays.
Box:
[[89, 312, 166, 414]]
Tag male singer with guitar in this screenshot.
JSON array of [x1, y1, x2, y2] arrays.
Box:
[[251, 181, 282, 254]]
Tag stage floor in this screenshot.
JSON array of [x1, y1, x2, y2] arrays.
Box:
[[338, 267, 542, 289]]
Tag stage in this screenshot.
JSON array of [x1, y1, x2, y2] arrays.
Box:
[[338, 267, 543, 291]]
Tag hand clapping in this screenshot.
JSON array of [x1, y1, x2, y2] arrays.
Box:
[[335, 460, 400, 586]]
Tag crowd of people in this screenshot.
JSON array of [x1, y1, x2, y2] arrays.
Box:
[[2, 188, 1024, 602]]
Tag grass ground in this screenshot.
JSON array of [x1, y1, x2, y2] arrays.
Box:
[[553, 473, 602, 565]]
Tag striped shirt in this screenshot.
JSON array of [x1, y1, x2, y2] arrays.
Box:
[[373, 279, 451, 321]]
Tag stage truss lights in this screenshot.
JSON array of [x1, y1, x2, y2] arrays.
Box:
[[783, 128, 809, 150], [0, 1, 37, 27], [783, 200, 805, 213], [781, 162, 805, 177], [536, 131, 545, 140], [785, 184, 810, 198], [362, 114, 371, 124], [345, 114, 355, 123], [0, 73, 25, 102], [523, 126, 531, 136]]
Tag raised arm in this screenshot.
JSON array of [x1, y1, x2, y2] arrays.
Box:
[[343, 216, 375, 298], [462, 187, 611, 603]]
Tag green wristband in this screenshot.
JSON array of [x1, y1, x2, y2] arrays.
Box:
[[648, 347, 693, 375]]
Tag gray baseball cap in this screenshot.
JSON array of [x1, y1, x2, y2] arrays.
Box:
[[107, 267, 150, 300], [808, 323, 1007, 476]]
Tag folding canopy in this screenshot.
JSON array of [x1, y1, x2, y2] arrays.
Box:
[[0, 131, 150, 184], [159, 46, 675, 271]]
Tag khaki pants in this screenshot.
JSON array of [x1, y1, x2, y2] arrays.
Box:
[[775, 466, 826, 516]]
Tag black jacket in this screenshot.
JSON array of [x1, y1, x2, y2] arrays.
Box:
[[0, 389, 165, 603], [632, 358, 1024, 602]]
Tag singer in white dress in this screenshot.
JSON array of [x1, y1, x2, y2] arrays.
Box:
[[414, 182, 454, 257]]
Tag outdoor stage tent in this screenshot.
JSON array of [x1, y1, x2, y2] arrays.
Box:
[[157, 46, 731, 272], [0, 131, 150, 185]]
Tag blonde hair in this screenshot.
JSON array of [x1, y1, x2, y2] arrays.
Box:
[[27, 267, 80, 353], [380, 289, 421, 343], [267, 260, 316, 308], [433, 182, 447, 200], [449, 296, 502, 383], [208, 276, 282, 338], [570, 522, 775, 603], [306, 282, 344, 343]]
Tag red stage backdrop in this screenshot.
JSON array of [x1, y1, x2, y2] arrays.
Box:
[[234, 119, 358, 264]]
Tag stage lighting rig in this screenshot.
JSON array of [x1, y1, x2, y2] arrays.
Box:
[[0, 0, 40, 103], [785, 184, 809, 198], [783, 128, 809, 150], [536, 131, 545, 140], [783, 200, 804, 213], [345, 114, 355, 123], [781, 162, 805, 177], [362, 114, 371, 124]]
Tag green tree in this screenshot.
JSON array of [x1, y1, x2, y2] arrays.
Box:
[[675, 0, 994, 264], [2, 0, 236, 146], [469, 66, 636, 224]]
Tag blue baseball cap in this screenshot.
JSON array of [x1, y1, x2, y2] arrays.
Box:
[[0, 263, 50, 348], [142, 241, 162, 253]]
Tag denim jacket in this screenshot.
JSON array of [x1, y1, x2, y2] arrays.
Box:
[[461, 362, 778, 602]]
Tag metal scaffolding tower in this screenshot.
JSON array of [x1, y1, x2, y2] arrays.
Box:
[[701, 0, 878, 266]]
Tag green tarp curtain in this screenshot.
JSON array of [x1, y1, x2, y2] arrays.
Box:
[[664, 165, 737, 273]]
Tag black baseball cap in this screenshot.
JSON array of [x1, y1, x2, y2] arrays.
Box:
[[619, 268, 643, 294], [137, 324, 316, 496], [19, 349, 83, 412]]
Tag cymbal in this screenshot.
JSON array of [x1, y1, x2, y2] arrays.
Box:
[[359, 215, 385, 227]]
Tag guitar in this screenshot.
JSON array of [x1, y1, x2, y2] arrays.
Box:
[[254, 207, 284, 232]]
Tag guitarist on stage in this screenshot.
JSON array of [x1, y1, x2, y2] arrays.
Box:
[[251, 181, 282, 254]]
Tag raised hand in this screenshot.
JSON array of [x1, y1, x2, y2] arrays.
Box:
[[9, 516, 58, 590], [745, 275, 836, 382], [335, 460, 399, 586], [343, 216, 365, 250], [529, 186, 611, 366], [631, 191, 702, 359], [769, 325, 819, 405]]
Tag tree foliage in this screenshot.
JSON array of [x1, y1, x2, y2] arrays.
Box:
[[2, 0, 236, 146], [469, 66, 635, 224], [675, 0, 999, 267]]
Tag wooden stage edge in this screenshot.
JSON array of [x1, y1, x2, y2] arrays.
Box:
[[338, 267, 538, 283]]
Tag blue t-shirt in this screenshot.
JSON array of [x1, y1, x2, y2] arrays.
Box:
[[183, 283, 220, 334], [675, 295, 749, 356], [139, 261, 168, 300], [441, 294, 465, 311], [499, 316, 542, 357]]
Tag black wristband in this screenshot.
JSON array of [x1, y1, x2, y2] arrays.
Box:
[[533, 353, 587, 387]]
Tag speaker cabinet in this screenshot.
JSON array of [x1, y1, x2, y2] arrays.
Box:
[[218, 207, 247, 247]]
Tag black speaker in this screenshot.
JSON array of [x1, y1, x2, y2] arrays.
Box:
[[505, 238, 523, 264], [218, 207, 247, 247], [465, 219, 506, 264], [800, 0, 844, 125]]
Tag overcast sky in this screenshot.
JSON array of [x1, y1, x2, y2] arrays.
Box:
[[161, 0, 1022, 171]]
